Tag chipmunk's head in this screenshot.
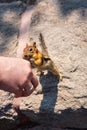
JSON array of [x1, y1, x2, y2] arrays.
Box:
[[23, 42, 38, 60]]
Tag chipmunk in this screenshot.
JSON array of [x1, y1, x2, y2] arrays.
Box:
[[23, 33, 62, 81]]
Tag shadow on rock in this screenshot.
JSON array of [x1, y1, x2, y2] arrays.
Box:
[[0, 2, 25, 54], [39, 71, 59, 113], [57, 0, 87, 17]]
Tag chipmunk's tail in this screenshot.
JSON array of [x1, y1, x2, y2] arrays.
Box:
[[39, 33, 49, 57]]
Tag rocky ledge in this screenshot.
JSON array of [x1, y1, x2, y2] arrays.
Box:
[[0, 0, 87, 130]]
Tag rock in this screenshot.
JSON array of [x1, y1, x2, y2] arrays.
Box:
[[0, 0, 87, 130], [0, 1, 25, 130], [20, 0, 87, 129], [0, 91, 18, 130], [0, 1, 26, 57]]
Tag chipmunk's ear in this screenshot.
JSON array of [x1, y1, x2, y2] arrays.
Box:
[[33, 42, 36, 48], [23, 43, 28, 52], [26, 43, 29, 47]]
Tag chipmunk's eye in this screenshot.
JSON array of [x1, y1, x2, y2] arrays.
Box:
[[29, 48, 33, 52]]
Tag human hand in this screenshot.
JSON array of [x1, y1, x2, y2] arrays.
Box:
[[0, 56, 38, 97]]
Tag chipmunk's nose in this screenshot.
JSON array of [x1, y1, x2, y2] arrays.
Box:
[[23, 54, 31, 60]]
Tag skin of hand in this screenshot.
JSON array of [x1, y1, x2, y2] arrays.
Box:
[[0, 56, 38, 97]]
